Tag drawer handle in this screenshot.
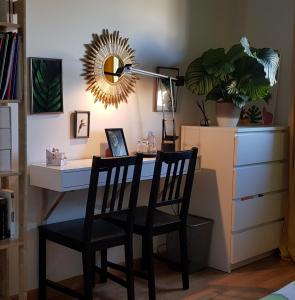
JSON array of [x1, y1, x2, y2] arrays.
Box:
[[241, 194, 265, 201]]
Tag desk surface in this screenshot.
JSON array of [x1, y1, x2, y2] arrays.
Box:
[[30, 157, 200, 193]]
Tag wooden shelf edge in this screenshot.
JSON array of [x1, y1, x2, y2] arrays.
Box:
[[0, 239, 23, 250], [0, 99, 21, 104], [0, 22, 20, 29], [0, 170, 21, 177]]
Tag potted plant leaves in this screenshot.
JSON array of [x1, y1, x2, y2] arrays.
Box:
[[185, 37, 280, 126]]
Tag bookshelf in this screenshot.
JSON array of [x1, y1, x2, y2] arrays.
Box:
[[0, 0, 27, 299]]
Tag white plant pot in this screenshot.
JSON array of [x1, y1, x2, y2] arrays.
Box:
[[216, 102, 241, 127]]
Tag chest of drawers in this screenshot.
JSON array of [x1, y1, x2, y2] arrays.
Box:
[[182, 125, 288, 272]]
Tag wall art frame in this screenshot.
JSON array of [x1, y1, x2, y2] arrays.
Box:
[[154, 66, 179, 112], [105, 128, 129, 157], [30, 57, 63, 114], [74, 111, 90, 138]]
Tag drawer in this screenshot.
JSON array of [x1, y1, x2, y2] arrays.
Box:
[[232, 192, 286, 231], [233, 162, 288, 198], [234, 131, 288, 166], [0, 129, 11, 150], [0, 149, 11, 171], [231, 221, 283, 264], [61, 170, 90, 188], [0, 106, 11, 128]]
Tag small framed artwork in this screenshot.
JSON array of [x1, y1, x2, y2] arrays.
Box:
[[74, 111, 90, 138], [105, 128, 129, 157], [154, 66, 179, 112], [30, 57, 63, 114]]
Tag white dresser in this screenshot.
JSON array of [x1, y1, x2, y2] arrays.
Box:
[[182, 126, 288, 272]]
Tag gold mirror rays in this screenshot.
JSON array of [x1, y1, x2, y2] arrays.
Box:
[[81, 29, 137, 108]]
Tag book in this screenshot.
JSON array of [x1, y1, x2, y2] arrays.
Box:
[[0, 33, 9, 97], [0, 189, 15, 238], [1, 32, 16, 99], [0, 0, 9, 23], [0, 196, 8, 240]]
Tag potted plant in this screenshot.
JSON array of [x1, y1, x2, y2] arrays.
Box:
[[185, 37, 280, 126]]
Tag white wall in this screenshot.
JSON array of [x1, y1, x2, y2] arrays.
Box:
[[22, 0, 237, 293], [232, 0, 295, 125]]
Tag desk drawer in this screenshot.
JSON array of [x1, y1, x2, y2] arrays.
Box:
[[231, 221, 282, 264], [61, 170, 90, 188], [0, 129, 11, 150], [232, 192, 286, 231], [233, 162, 288, 198], [234, 131, 288, 166]]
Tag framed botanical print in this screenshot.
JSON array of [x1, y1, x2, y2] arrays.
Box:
[[74, 111, 90, 138], [30, 57, 63, 114]]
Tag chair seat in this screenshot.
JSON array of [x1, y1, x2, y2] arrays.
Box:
[[39, 218, 126, 250], [106, 206, 181, 235]]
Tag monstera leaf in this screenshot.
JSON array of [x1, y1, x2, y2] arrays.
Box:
[[32, 59, 63, 113], [240, 37, 279, 86], [185, 56, 219, 95]]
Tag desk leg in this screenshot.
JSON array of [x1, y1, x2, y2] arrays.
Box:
[[42, 192, 66, 222]]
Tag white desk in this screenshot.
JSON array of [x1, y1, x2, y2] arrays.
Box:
[[30, 157, 200, 221]]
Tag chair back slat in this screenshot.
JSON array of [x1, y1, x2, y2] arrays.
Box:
[[161, 163, 172, 202], [109, 166, 121, 212], [146, 148, 198, 229], [117, 165, 128, 210], [174, 159, 185, 199], [168, 160, 179, 200], [101, 168, 112, 213], [83, 154, 143, 242]]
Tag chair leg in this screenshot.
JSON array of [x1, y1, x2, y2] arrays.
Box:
[[100, 249, 107, 283], [179, 225, 189, 290], [38, 233, 46, 300], [82, 250, 93, 300], [125, 239, 135, 300], [92, 252, 96, 287], [146, 236, 156, 300]]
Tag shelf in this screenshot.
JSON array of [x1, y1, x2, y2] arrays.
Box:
[[0, 22, 20, 29], [0, 239, 23, 250], [0, 170, 21, 177], [0, 99, 21, 104]]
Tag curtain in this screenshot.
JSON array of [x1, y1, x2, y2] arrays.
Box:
[[280, 98, 295, 260]]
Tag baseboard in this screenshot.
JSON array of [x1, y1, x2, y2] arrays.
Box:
[[11, 275, 83, 300]]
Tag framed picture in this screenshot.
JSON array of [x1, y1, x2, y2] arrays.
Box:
[[154, 66, 179, 112], [30, 57, 63, 114], [105, 128, 129, 157], [74, 111, 90, 138]]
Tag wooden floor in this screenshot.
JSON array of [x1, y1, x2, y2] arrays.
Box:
[[38, 255, 295, 300]]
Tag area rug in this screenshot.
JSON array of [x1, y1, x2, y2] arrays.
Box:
[[261, 281, 295, 299]]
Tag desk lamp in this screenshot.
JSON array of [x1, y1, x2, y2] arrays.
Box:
[[116, 64, 184, 152]]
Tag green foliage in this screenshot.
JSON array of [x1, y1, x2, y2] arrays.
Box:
[[32, 59, 63, 113], [185, 37, 279, 108]]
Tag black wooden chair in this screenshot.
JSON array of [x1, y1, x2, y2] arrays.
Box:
[[105, 148, 198, 300], [38, 154, 143, 300]]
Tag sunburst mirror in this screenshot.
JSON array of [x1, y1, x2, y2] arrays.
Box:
[[81, 29, 137, 108]]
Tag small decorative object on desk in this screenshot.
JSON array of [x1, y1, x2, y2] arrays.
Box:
[[137, 132, 157, 157], [46, 147, 67, 166]]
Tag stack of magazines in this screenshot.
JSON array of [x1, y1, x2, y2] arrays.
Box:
[[0, 31, 19, 100]]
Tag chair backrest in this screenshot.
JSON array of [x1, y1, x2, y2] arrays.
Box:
[[146, 148, 198, 227], [83, 154, 143, 242]]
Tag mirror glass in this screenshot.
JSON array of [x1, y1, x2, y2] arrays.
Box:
[[104, 56, 123, 83]]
